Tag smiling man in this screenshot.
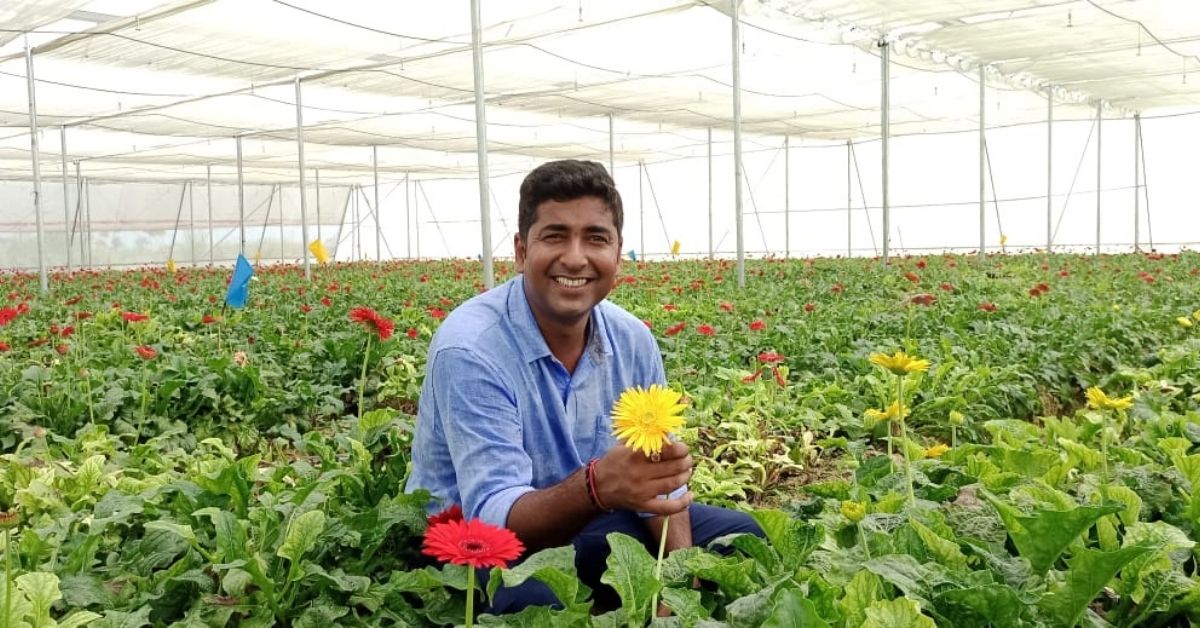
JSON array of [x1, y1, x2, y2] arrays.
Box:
[[406, 160, 761, 614]]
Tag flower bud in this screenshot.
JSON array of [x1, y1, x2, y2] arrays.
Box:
[[841, 501, 866, 523], [949, 410, 965, 426]]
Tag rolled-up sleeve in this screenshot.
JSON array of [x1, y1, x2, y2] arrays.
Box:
[[430, 347, 536, 527]]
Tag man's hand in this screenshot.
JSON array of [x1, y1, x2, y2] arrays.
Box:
[[593, 442, 693, 515]]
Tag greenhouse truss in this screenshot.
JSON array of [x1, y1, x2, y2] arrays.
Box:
[[1, 0, 1198, 291]]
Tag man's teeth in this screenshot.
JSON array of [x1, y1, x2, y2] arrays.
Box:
[[555, 277, 587, 287]]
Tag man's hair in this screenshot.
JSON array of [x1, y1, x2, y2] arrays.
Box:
[[518, 160, 623, 241]]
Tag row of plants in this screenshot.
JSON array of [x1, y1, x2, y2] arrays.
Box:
[[0, 252, 1196, 625]]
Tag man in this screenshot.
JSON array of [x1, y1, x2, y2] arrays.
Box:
[[406, 160, 761, 613]]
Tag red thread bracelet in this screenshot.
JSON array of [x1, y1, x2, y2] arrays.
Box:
[[586, 458, 613, 512]]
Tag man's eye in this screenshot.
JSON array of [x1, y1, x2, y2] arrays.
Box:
[[542, 233, 563, 241], [590, 235, 610, 244]]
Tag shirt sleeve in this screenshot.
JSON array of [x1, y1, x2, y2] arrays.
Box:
[[429, 347, 536, 527]]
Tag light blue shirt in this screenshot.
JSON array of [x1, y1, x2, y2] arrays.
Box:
[[405, 275, 669, 527]]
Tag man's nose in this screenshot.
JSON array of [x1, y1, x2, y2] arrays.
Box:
[[561, 237, 587, 268]]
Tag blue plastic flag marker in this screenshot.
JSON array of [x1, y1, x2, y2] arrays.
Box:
[[225, 254, 254, 309]]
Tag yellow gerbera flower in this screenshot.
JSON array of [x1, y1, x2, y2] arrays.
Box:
[[923, 443, 950, 459], [1177, 316, 1194, 328], [611, 385, 686, 457], [1085, 387, 1134, 412], [865, 401, 910, 423], [948, 410, 965, 426], [869, 351, 931, 376]]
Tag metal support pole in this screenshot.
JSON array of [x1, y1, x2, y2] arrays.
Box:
[[331, 187, 351, 260], [880, 40, 890, 267], [84, 178, 93, 266], [188, 178, 196, 265], [236, 135, 246, 255], [469, 0, 495, 288], [60, 126, 70, 270], [707, 128, 713, 260], [847, 139, 852, 257], [206, 164, 214, 265], [373, 146, 382, 262], [296, 78, 312, 279], [1096, 101, 1102, 255], [608, 113, 615, 176], [1133, 113, 1140, 252], [1047, 88, 1053, 252], [25, 42, 48, 293], [405, 173, 411, 259], [784, 136, 790, 258], [979, 65, 986, 257], [638, 161, 645, 255], [732, 0, 745, 286], [279, 182, 285, 262], [315, 168, 322, 242], [414, 181, 422, 259], [74, 162, 83, 264], [353, 185, 360, 261]]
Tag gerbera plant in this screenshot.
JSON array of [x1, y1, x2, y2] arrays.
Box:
[[868, 350, 930, 505], [348, 306, 394, 422], [610, 384, 687, 617], [421, 506, 523, 628], [1085, 386, 1134, 483]]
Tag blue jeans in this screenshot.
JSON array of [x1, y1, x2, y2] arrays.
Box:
[[486, 504, 764, 615]]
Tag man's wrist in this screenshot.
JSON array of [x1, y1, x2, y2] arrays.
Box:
[[585, 458, 613, 512]]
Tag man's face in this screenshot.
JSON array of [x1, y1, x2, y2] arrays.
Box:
[[515, 196, 621, 330]]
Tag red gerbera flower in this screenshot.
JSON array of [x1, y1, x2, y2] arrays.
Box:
[[201, 314, 218, 325], [772, 366, 786, 388], [135, 345, 157, 360], [749, 319, 766, 331], [320, 296, 332, 307], [422, 518, 524, 569], [427, 504, 464, 527], [904, 271, 921, 283], [719, 301, 734, 313], [0, 341, 9, 352], [428, 307, 446, 320], [0, 307, 18, 326], [742, 369, 763, 384], [910, 293, 936, 306], [939, 282, 954, 292], [803, 303, 816, 313], [406, 327, 419, 340], [662, 303, 677, 312], [697, 324, 716, 337], [758, 351, 784, 364], [122, 311, 149, 323], [978, 302, 999, 313], [664, 322, 687, 336], [349, 306, 395, 341], [830, 283, 845, 294]]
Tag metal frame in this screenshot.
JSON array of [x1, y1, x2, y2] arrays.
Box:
[[731, 0, 745, 286], [470, 0, 495, 288]]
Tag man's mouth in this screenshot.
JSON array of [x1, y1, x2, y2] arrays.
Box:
[[554, 277, 589, 288]]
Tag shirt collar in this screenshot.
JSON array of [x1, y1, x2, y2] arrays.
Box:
[[508, 274, 614, 364]]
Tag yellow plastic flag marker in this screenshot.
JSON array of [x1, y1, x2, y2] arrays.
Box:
[[1000, 234, 1008, 246], [308, 239, 330, 265], [253, 250, 262, 266], [671, 240, 681, 257], [166, 258, 177, 274]]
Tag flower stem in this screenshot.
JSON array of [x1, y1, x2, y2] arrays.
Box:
[[465, 566, 475, 628], [4, 527, 11, 628], [951, 425, 957, 449], [650, 516, 670, 618], [897, 375, 915, 505], [857, 522, 871, 560], [357, 336, 372, 423]]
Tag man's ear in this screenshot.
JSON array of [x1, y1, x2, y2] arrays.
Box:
[[514, 233, 526, 272]]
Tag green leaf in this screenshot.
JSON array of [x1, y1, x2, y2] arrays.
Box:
[[749, 510, 821, 568], [931, 585, 1023, 628], [0, 577, 33, 627], [1038, 545, 1152, 627], [600, 532, 659, 625], [909, 520, 967, 569], [761, 588, 831, 628], [92, 607, 153, 628], [277, 509, 326, 564], [839, 570, 886, 628], [984, 493, 1121, 575], [861, 598, 936, 628], [16, 572, 61, 628], [292, 602, 349, 628], [143, 520, 197, 545], [725, 578, 787, 628], [58, 611, 102, 628], [864, 555, 955, 606], [192, 507, 247, 563], [497, 545, 586, 608], [660, 587, 709, 623], [685, 553, 759, 599]]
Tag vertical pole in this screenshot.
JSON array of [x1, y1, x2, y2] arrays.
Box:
[[784, 136, 790, 258], [1132, 113, 1140, 252], [1095, 101, 1102, 255], [279, 182, 285, 263], [188, 178, 196, 265], [414, 182, 421, 259], [373, 146, 382, 262], [75, 162, 84, 265], [707, 127, 713, 260], [1047, 87, 1053, 252], [206, 164, 214, 265], [236, 135, 246, 256], [638, 161, 645, 255], [353, 185, 360, 261], [405, 173, 412, 259], [731, 0, 745, 286], [979, 65, 986, 257], [847, 139, 852, 257], [84, 177, 93, 267], [470, 0, 495, 288], [25, 42, 48, 293], [296, 79, 311, 279], [60, 126, 70, 270], [880, 40, 890, 267], [608, 113, 614, 176], [315, 168, 322, 242]]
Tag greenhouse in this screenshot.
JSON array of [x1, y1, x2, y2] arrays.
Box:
[[1, 0, 1199, 626]]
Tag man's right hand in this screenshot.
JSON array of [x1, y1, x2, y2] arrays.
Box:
[[593, 442, 693, 515]]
